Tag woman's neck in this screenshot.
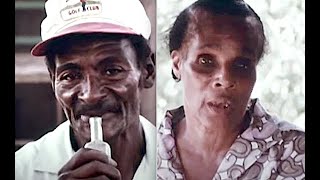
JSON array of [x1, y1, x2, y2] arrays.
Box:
[[176, 116, 240, 157], [175, 114, 246, 180]]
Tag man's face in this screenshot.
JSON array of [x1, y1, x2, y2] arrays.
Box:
[[53, 38, 143, 142]]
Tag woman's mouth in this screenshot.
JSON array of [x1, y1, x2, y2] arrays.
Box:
[[223, 103, 230, 109], [207, 100, 232, 114]]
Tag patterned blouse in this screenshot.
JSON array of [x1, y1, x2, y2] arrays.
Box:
[[157, 99, 305, 180]]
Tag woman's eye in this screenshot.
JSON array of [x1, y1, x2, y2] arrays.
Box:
[[236, 63, 248, 69], [199, 57, 213, 65], [234, 59, 251, 70]]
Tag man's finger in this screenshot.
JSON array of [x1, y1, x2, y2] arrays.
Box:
[[66, 160, 121, 179], [58, 148, 116, 175]]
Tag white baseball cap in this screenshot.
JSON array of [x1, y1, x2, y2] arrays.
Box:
[[31, 0, 151, 56]]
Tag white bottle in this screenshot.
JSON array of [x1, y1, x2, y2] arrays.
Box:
[[84, 117, 112, 157]]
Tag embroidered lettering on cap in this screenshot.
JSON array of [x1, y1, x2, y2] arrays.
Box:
[[60, 0, 102, 21]]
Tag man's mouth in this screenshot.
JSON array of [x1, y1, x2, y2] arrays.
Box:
[[75, 104, 122, 122], [78, 111, 121, 123]]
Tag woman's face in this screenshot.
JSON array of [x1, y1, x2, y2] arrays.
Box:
[[172, 12, 262, 126]]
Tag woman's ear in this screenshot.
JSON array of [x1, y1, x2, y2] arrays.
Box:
[[171, 50, 181, 80], [141, 53, 156, 88]]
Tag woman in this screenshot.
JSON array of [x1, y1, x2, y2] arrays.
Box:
[[157, 0, 305, 179]]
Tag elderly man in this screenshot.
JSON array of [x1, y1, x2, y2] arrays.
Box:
[[15, 0, 156, 179]]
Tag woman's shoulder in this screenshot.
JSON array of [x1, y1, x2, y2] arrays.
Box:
[[248, 98, 305, 149], [158, 106, 185, 131], [250, 98, 304, 131]]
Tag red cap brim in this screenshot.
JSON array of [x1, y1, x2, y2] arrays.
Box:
[[31, 22, 138, 56]]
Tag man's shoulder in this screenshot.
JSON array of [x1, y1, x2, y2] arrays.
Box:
[[139, 114, 156, 151], [139, 115, 156, 131], [15, 121, 71, 179], [15, 121, 70, 167], [135, 115, 156, 180]]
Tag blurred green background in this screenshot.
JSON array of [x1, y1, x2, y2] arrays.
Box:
[[156, 0, 305, 129]]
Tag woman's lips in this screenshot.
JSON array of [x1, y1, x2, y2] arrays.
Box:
[[207, 100, 232, 114], [208, 102, 231, 108]]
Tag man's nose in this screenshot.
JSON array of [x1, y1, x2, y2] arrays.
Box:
[[211, 68, 236, 89], [78, 76, 106, 104]]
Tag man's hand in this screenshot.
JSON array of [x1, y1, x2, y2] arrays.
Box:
[[58, 148, 121, 180]]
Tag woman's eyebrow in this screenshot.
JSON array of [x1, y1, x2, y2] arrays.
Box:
[[242, 46, 257, 57], [198, 43, 222, 51]]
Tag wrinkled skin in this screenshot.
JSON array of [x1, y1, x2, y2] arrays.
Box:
[[171, 12, 263, 180], [50, 37, 154, 180], [54, 39, 143, 143], [172, 13, 261, 132]]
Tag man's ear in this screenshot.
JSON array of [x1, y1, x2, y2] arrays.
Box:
[[171, 50, 181, 80], [141, 53, 156, 88], [47, 67, 55, 92]]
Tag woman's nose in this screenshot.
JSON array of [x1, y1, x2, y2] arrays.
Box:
[[212, 69, 236, 89]]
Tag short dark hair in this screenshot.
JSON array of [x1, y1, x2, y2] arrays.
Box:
[[168, 0, 266, 80], [44, 33, 152, 80]]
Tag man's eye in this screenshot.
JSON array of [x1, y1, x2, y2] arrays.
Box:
[[199, 57, 213, 65], [105, 68, 124, 76], [60, 72, 81, 81]]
